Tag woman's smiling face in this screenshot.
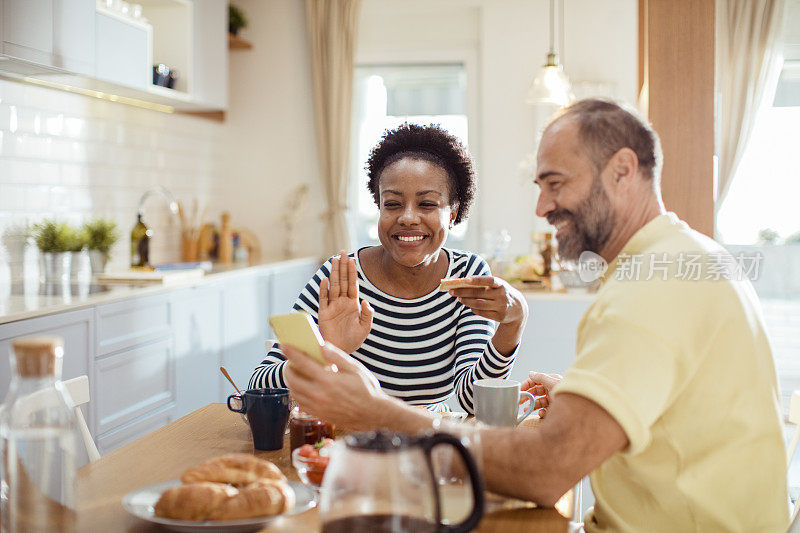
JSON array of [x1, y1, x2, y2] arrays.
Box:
[[377, 157, 458, 269]]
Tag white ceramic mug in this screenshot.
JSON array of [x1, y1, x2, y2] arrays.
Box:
[[473, 378, 537, 427]]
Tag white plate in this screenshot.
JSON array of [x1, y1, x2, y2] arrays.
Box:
[[122, 480, 316, 533]]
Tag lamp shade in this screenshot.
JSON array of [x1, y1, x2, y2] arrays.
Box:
[[527, 55, 574, 107]]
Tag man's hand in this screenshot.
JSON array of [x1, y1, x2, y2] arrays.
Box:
[[283, 342, 387, 430], [520, 371, 562, 418], [318, 250, 373, 354]]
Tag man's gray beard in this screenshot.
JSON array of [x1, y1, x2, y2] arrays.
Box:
[[556, 176, 615, 261]]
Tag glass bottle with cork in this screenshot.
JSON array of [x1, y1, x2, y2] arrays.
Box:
[[0, 336, 82, 533]]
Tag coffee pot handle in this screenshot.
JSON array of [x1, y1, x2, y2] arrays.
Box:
[[420, 433, 485, 533]]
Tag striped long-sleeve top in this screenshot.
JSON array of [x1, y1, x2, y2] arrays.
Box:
[[249, 248, 518, 413]]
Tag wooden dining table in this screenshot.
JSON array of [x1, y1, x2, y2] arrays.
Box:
[[76, 403, 570, 532]]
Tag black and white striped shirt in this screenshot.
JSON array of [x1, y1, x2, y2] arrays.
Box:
[[249, 248, 517, 413]]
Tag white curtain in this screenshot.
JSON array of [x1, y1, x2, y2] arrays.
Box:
[[716, 0, 785, 211], [305, 0, 361, 254]]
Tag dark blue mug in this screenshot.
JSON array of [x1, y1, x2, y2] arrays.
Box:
[[227, 388, 290, 451]]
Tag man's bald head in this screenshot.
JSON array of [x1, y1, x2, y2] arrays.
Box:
[[544, 99, 663, 184]]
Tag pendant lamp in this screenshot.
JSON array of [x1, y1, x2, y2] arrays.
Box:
[[527, 0, 573, 107]]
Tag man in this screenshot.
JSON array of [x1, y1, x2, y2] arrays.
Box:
[[284, 99, 788, 531]]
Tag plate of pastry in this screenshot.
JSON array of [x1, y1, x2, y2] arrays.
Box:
[[122, 453, 316, 533]]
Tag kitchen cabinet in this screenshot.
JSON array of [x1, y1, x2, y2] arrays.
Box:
[[189, 0, 228, 108], [93, 337, 174, 436], [267, 260, 319, 336], [171, 284, 222, 419], [509, 295, 593, 383], [220, 272, 271, 397], [95, 5, 152, 89], [0, 258, 319, 454], [0, 308, 93, 420], [0, 0, 227, 111], [1, 0, 94, 76], [94, 293, 171, 356]]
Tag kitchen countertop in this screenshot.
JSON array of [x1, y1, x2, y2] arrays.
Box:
[[0, 257, 320, 326]]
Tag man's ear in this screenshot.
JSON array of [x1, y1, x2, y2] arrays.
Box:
[[608, 147, 638, 187]]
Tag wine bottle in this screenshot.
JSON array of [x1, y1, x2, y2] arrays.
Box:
[[130, 214, 152, 267]]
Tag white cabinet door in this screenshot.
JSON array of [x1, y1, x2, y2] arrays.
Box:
[[94, 293, 170, 357], [267, 260, 319, 336], [52, 0, 94, 75], [2, 0, 54, 64], [0, 309, 94, 428], [171, 284, 222, 419], [190, 0, 227, 109], [220, 273, 270, 396], [510, 296, 593, 383], [94, 337, 174, 435], [2, 0, 94, 75], [94, 8, 151, 89]]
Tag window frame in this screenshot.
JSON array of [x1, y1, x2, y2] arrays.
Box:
[[350, 44, 481, 252]]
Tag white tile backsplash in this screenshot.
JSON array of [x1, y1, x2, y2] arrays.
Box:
[[0, 78, 227, 278]]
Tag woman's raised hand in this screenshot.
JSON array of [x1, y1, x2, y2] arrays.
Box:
[[318, 250, 374, 354]]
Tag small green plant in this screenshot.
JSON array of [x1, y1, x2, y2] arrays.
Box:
[[757, 228, 780, 245], [83, 218, 119, 254], [786, 231, 800, 244], [229, 4, 247, 35], [31, 221, 80, 253]]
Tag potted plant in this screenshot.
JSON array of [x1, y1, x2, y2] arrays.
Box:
[[83, 218, 119, 274], [31, 221, 79, 282], [68, 226, 90, 280], [229, 4, 247, 36]]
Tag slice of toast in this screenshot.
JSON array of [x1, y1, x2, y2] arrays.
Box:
[[439, 278, 477, 292]]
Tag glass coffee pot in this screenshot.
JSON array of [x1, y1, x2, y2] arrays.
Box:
[[319, 431, 484, 533]]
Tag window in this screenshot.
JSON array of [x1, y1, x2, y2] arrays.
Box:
[[716, 1, 800, 504], [348, 64, 469, 249]]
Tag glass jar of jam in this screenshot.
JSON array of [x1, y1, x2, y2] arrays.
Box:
[[289, 407, 334, 452]]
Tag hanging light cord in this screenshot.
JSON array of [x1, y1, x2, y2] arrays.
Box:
[[548, 0, 556, 55], [559, 0, 565, 68]]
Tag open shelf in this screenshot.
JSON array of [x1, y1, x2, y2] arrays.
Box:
[[228, 34, 253, 50]]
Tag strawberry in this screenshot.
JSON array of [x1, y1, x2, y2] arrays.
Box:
[[297, 444, 318, 459]]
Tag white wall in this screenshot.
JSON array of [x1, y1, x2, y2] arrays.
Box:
[[0, 79, 226, 276], [358, 0, 638, 256], [220, 0, 325, 260]]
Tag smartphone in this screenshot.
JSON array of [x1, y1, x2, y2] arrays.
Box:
[[269, 311, 326, 365]]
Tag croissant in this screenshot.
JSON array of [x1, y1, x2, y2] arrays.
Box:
[[207, 479, 296, 520], [181, 453, 285, 487], [154, 482, 238, 521]]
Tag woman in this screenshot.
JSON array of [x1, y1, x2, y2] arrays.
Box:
[[250, 123, 528, 413]]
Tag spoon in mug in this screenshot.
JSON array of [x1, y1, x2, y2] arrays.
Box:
[[220, 366, 242, 394]]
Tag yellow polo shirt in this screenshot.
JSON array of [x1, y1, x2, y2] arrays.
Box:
[[554, 213, 788, 532]]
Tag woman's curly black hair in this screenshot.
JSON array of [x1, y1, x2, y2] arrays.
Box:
[[365, 123, 475, 225]]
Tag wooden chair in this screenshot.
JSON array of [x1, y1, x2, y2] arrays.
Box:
[[788, 391, 800, 532], [20, 375, 101, 462], [63, 375, 101, 462]]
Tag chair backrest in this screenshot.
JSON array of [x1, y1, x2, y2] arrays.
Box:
[[62, 375, 101, 462], [15, 375, 100, 462], [787, 391, 800, 532]]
